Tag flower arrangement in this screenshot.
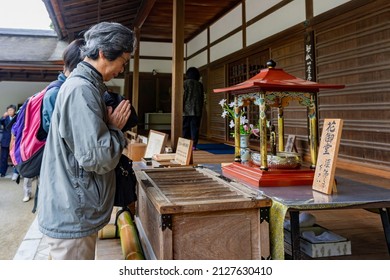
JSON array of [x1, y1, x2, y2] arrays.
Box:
[[219, 99, 259, 136]]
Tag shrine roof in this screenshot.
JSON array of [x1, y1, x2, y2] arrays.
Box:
[[213, 66, 345, 94]]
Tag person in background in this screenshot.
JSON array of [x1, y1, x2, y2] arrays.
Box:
[[14, 39, 86, 211], [22, 177, 33, 202], [182, 67, 204, 150], [41, 38, 85, 133], [0, 105, 17, 177], [38, 22, 135, 260]]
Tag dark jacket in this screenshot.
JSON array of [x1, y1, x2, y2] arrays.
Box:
[[183, 79, 204, 117], [103, 91, 138, 132], [0, 116, 13, 147]]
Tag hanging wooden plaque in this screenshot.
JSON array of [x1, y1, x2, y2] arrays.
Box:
[[312, 119, 344, 194]]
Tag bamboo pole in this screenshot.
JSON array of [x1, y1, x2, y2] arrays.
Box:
[[98, 224, 117, 239], [116, 210, 145, 260], [98, 210, 144, 260]]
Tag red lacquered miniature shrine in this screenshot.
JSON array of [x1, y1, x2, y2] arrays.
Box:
[[213, 60, 345, 187]]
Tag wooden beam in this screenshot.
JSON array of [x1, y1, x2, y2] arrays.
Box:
[[171, 0, 185, 150], [241, 0, 246, 49], [44, 0, 67, 39], [0, 63, 63, 71], [133, 0, 157, 29], [305, 0, 313, 20]]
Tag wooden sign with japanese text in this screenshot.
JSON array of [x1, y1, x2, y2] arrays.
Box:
[[172, 137, 193, 165], [312, 119, 344, 194], [144, 130, 168, 158]]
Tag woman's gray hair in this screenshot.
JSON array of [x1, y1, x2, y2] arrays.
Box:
[[81, 22, 136, 61]]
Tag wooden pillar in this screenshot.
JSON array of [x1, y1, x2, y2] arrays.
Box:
[[123, 63, 130, 100], [123, 46, 130, 101], [132, 28, 140, 133], [171, 0, 185, 150]]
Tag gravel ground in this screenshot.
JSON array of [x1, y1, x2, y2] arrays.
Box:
[[0, 170, 37, 260]]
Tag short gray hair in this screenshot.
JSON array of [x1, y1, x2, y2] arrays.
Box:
[[81, 22, 136, 61]]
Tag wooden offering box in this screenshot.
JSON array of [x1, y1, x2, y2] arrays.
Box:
[[135, 167, 271, 260]]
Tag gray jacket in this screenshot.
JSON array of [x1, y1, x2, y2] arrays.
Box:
[[38, 62, 126, 239]]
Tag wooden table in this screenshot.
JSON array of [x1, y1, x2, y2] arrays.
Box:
[[199, 163, 390, 260], [133, 166, 272, 260]]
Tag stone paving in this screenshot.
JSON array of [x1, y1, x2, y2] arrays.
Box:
[[13, 217, 49, 260]]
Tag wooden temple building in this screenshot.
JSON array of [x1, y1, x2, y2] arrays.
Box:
[[1, 0, 390, 260]]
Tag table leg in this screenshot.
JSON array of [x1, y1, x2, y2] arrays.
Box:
[[379, 208, 390, 254], [289, 210, 301, 260]]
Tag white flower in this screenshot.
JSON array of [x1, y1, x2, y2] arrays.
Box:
[[219, 99, 226, 107], [240, 116, 249, 125], [219, 98, 259, 138]]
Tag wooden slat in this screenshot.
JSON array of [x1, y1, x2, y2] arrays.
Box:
[[209, 66, 227, 141], [270, 37, 307, 155], [138, 166, 270, 214], [315, 3, 390, 168]]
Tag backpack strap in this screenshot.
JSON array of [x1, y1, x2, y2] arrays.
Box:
[[36, 79, 65, 141], [47, 79, 64, 91], [31, 178, 39, 213]]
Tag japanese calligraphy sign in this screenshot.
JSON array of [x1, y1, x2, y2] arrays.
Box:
[[172, 137, 193, 165], [312, 119, 344, 194], [305, 31, 316, 81]]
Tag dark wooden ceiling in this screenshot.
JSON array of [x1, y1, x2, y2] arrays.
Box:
[[44, 0, 242, 42], [1, 0, 242, 82]]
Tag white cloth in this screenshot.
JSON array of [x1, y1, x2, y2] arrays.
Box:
[[284, 212, 317, 230], [302, 230, 347, 243]]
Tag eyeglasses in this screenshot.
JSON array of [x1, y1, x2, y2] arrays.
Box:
[[119, 55, 129, 68]]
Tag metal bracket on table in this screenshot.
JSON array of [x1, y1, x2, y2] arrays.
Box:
[[289, 210, 302, 260], [379, 208, 390, 254], [161, 214, 172, 231], [260, 207, 270, 223]]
